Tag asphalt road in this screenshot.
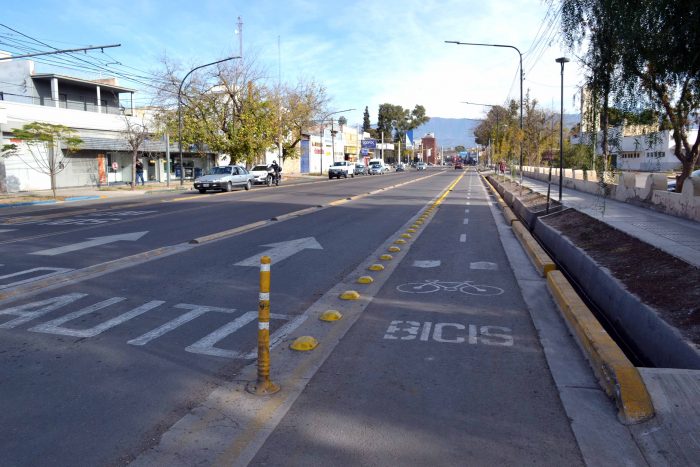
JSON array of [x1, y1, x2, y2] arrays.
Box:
[[0, 170, 469, 466], [249, 169, 583, 466]]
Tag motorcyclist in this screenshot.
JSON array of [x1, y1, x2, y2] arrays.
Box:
[[269, 160, 282, 185]]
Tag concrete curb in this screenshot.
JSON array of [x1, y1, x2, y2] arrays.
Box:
[[547, 270, 655, 424], [534, 217, 700, 370], [511, 220, 557, 277], [480, 173, 657, 425], [0, 195, 104, 208]]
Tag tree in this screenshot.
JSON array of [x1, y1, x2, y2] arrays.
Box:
[[377, 103, 430, 145], [454, 145, 466, 153], [122, 117, 150, 189], [362, 106, 371, 134], [11, 122, 82, 198], [558, 0, 700, 191]]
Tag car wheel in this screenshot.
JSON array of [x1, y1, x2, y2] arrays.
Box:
[[351, 173, 354, 178], [224, 182, 232, 192], [198, 189, 207, 194], [343, 173, 348, 179], [328, 174, 333, 179], [244, 180, 251, 191]]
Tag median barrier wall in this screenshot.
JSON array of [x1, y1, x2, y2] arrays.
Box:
[[519, 165, 700, 222]]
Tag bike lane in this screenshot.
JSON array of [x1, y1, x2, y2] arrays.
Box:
[[249, 170, 585, 465]]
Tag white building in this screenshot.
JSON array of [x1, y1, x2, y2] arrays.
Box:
[[596, 127, 696, 172], [0, 55, 214, 192]]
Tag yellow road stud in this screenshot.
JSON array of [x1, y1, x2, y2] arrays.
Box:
[[388, 246, 401, 252], [357, 276, 374, 284], [379, 254, 393, 261], [411, 224, 420, 229], [394, 239, 407, 244], [407, 228, 416, 233], [401, 233, 412, 238], [368, 264, 385, 271], [320, 310, 343, 322], [340, 290, 361, 300], [290, 336, 319, 351]]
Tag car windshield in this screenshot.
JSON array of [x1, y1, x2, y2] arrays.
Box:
[[332, 162, 344, 166], [251, 165, 268, 171], [370, 163, 381, 167], [209, 167, 233, 175]]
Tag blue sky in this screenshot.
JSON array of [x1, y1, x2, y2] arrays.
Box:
[[0, 0, 582, 125]]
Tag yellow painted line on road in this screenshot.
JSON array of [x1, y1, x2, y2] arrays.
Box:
[[547, 270, 654, 424]]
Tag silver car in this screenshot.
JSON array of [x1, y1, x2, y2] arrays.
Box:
[[194, 166, 253, 193]]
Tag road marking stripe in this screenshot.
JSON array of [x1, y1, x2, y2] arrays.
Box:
[[463, 218, 469, 224], [460, 234, 467, 243]]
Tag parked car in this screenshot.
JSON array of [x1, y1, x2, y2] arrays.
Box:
[[328, 161, 355, 179], [395, 163, 406, 172], [667, 169, 700, 192], [354, 163, 367, 175], [193, 165, 253, 193], [250, 164, 277, 186], [368, 163, 384, 175], [416, 162, 427, 171]]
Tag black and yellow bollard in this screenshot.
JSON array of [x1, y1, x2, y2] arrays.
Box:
[[247, 256, 280, 395]]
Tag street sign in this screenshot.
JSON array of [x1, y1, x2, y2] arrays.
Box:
[[361, 139, 377, 149]]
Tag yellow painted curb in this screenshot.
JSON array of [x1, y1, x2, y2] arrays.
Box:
[[356, 276, 374, 284], [394, 239, 406, 244], [503, 206, 518, 225], [319, 310, 343, 322], [368, 264, 385, 271], [388, 246, 401, 252], [339, 290, 361, 300], [547, 271, 654, 424], [511, 221, 556, 277], [379, 254, 393, 261], [290, 336, 319, 351]]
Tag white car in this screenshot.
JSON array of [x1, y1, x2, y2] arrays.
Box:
[[249, 165, 276, 186], [193, 166, 253, 193]]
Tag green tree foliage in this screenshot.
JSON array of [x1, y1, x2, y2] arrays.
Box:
[[362, 106, 371, 134], [153, 58, 328, 167], [557, 0, 700, 191], [376, 103, 430, 145], [11, 122, 82, 198], [454, 145, 466, 153]]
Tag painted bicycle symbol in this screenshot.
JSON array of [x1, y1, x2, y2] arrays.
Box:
[[396, 279, 504, 296]]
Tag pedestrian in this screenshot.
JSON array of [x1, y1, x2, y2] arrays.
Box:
[[135, 158, 145, 186]]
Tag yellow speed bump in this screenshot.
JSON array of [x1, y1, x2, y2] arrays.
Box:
[[356, 276, 374, 284], [394, 239, 406, 244], [340, 290, 361, 300], [319, 310, 343, 322], [379, 254, 393, 261], [290, 336, 319, 351], [388, 246, 401, 252], [368, 264, 385, 271]]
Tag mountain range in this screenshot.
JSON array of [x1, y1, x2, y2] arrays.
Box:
[[412, 115, 581, 149]]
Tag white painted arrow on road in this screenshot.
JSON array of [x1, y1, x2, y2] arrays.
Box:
[[235, 237, 323, 267], [31, 231, 149, 256]]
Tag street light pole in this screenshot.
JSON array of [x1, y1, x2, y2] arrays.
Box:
[[447, 40, 523, 180], [555, 57, 569, 203], [178, 56, 241, 185], [317, 108, 355, 175]]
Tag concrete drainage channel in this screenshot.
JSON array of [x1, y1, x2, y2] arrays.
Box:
[[130, 173, 464, 466], [481, 174, 655, 425]]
